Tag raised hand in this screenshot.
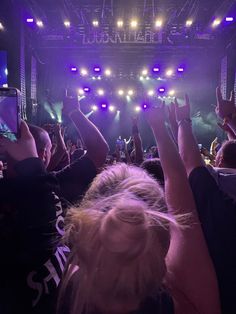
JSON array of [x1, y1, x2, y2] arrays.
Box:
[[174, 94, 191, 123], [63, 96, 80, 116], [0, 120, 38, 161], [215, 87, 235, 120], [145, 101, 166, 129]]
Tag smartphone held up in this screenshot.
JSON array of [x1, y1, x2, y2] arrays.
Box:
[[0, 87, 21, 140]]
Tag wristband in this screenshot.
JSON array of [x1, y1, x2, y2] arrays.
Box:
[[178, 118, 192, 127]]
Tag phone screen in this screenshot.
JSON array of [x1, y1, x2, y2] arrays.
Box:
[[0, 89, 19, 135]]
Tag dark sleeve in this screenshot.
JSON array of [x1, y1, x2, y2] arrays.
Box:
[[14, 157, 47, 176], [55, 155, 97, 204], [189, 166, 236, 313]]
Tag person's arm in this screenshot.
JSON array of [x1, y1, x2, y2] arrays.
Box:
[[168, 102, 178, 144], [175, 95, 204, 176], [63, 97, 109, 169], [146, 104, 220, 314], [47, 124, 70, 171], [218, 122, 236, 140]]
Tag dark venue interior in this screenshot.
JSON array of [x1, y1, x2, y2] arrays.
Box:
[[0, 1, 236, 314]]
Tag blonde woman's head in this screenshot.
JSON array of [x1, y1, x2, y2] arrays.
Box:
[[61, 164, 175, 314]]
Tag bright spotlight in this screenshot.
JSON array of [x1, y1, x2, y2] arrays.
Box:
[[70, 66, 77, 72], [153, 67, 160, 73], [97, 89, 104, 96], [101, 103, 107, 109], [135, 106, 141, 112], [225, 17, 234, 22], [117, 20, 124, 28], [130, 20, 138, 28], [105, 68, 112, 76], [128, 89, 134, 96], [109, 105, 115, 112], [92, 20, 99, 27], [177, 67, 184, 72], [155, 19, 163, 28], [94, 66, 101, 73], [166, 69, 173, 77], [118, 89, 124, 96], [26, 18, 34, 23], [186, 20, 193, 27], [142, 69, 148, 76], [80, 68, 88, 76], [158, 87, 165, 93], [168, 90, 175, 96], [91, 105, 98, 111], [64, 20, 71, 28], [139, 76, 144, 81], [78, 88, 85, 96], [0, 22, 4, 30], [212, 18, 221, 27], [36, 20, 44, 27], [83, 87, 90, 92], [148, 90, 154, 96]]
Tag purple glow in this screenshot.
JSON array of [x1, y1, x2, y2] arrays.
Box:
[[94, 67, 101, 72], [143, 103, 148, 109], [71, 67, 77, 72], [153, 67, 160, 72], [177, 67, 184, 72], [83, 87, 90, 92], [26, 18, 34, 23], [158, 87, 165, 93], [101, 103, 107, 108], [225, 17, 234, 22]]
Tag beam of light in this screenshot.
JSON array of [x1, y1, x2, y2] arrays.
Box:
[[36, 20, 44, 27], [117, 20, 124, 28], [86, 110, 94, 118], [53, 102, 63, 123], [64, 20, 71, 28], [186, 20, 193, 27], [115, 110, 120, 122], [43, 102, 56, 120]]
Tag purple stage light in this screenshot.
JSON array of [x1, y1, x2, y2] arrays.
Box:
[[153, 67, 160, 72], [158, 87, 165, 93], [26, 18, 34, 23], [94, 67, 101, 73], [225, 17, 234, 22], [71, 67, 77, 72], [101, 103, 107, 109], [143, 103, 148, 110], [83, 87, 90, 92], [177, 67, 184, 72]]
